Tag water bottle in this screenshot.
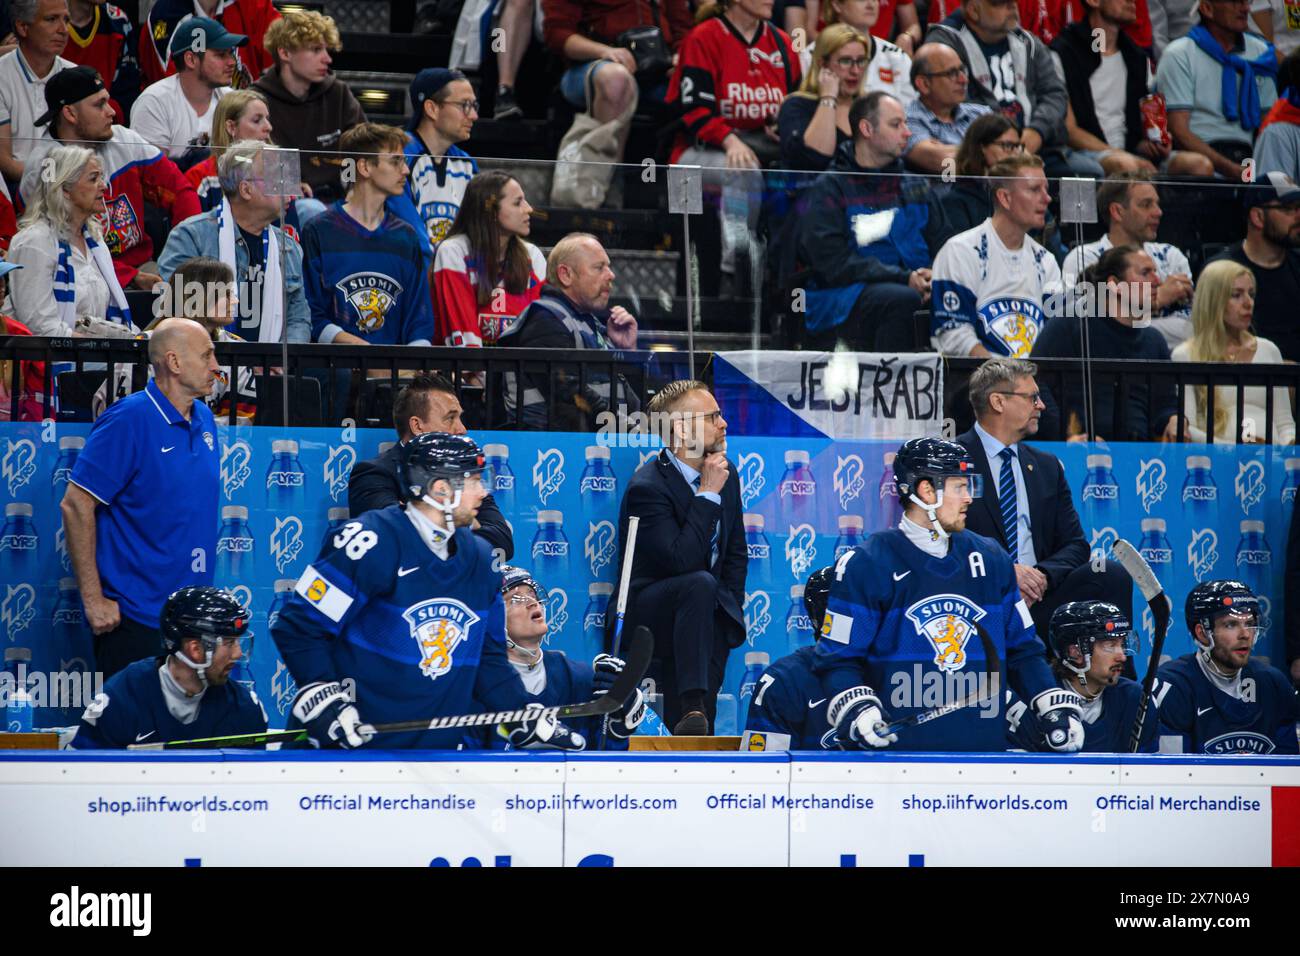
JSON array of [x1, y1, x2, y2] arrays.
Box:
[[266, 439, 307, 512], [322, 506, 349, 553], [582, 582, 612, 656], [635, 685, 672, 737], [215, 505, 255, 585], [834, 514, 864, 560], [778, 450, 817, 523], [743, 513, 771, 578], [5, 648, 33, 734], [579, 445, 617, 520], [51, 435, 84, 504], [1137, 518, 1174, 588], [738, 651, 770, 721], [530, 511, 569, 579], [1283, 458, 1300, 504], [483, 443, 515, 515], [51, 577, 93, 724], [786, 585, 814, 650], [879, 451, 902, 530], [713, 693, 738, 736], [1182, 455, 1217, 519], [1080, 454, 1120, 540], [1235, 520, 1271, 595], [267, 578, 296, 631]]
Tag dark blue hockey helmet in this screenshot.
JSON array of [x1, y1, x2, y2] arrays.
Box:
[[1048, 601, 1136, 677], [893, 437, 983, 500], [803, 565, 834, 634], [500, 565, 547, 605], [160, 586, 249, 652], [1185, 580, 1259, 646], [398, 432, 485, 502]]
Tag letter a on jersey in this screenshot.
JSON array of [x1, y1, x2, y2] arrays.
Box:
[[904, 594, 987, 673]]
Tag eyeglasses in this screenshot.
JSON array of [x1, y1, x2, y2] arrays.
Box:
[[994, 390, 1044, 405], [833, 56, 870, 69], [442, 99, 480, 115], [684, 410, 724, 423], [508, 593, 543, 608], [991, 139, 1024, 152], [924, 66, 968, 81]]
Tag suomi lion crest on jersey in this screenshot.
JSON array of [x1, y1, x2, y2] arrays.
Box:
[[403, 599, 480, 681], [905, 594, 987, 673], [336, 273, 403, 333], [980, 298, 1043, 357]]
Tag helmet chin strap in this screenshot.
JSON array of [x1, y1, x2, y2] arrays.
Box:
[[908, 487, 949, 541], [173, 642, 214, 690], [420, 483, 464, 543]]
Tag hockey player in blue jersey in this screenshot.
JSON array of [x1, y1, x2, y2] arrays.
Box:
[[496, 566, 645, 750], [72, 587, 267, 749], [1157, 581, 1299, 755], [741, 565, 840, 751], [815, 437, 1084, 753], [1007, 601, 1157, 753], [270, 433, 582, 750]]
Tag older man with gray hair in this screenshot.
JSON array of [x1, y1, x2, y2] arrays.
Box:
[[0, 0, 72, 182], [158, 140, 310, 344], [955, 357, 1129, 636]]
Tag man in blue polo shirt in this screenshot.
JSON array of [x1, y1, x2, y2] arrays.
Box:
[[61, 317, 221, 678]]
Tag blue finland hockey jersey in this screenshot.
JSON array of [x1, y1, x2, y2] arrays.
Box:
[[71, 658, 267, 749], [301, 202, 435, 345], [1156, 654, 1299, 755], [270, 505, 528, 749], [386, 138, 477, 262], [815, 528, 1055, 752], [492, 650, 629, 751], [1007, 676, 1158, 753], [741, 645, 838, 751]]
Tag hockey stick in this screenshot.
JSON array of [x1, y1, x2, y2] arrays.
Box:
[[1110, 538, 1170, 753], [876, 618, 1001, 738], [597, 514, 640, 750], [130, 627, 654, 751]]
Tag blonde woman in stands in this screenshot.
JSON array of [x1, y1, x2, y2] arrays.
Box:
[[433, 170, 546, 347], [1171, 259, 1296, 445], [779, 23, 873, 171]]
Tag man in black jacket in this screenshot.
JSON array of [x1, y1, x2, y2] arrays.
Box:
[[609, 379, 746, 735], [957, 357, 1130, 636], [347, 372, 514, 561]]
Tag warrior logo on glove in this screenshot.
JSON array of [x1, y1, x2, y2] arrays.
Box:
[[403, 599, 480, 680], [906, 594, 987, 673]]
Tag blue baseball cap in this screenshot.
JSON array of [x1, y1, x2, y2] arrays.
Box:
[[0, 261, 23, 279], [408, 67, 467, 129], [169, 16, 249, 58]]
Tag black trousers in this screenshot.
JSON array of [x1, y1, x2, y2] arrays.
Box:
[[1031, 558, 1137, 680], [630, 570, 743, 732], [94, 615, 164, 681], [805, 282, 922, 353]]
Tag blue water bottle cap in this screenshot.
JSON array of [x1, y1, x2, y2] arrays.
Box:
[[271, 439, 299, 455], [838, 514, 863, 531], [1241, 520, 1265, 534], [4, 502, 32, 518], [328, 507, 349, 521], [537, 510, 563, 525], [379, 441, 397, 455], [1140, 518, 1166, 532], [274, 578, 296, 592], [744, 651, 769, 667], [59, 577, 77, 591], [589, 582, 613, 597], [790, 584, 805, 599], [221, 504, 248, 520], [1287, 458, 1300, 471], [1086, 454, 1111, 469], [58, 436, 85, 450], [785, 450, 810, 466], [4, 647, 31, 663], [883, 451, 896, 465]]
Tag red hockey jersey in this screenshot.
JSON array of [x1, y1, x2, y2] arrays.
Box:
[[667, 16, 802, 163], [139, 0, 281, 88], [64, 3, 141, 124], [432, 234, 547, 347]]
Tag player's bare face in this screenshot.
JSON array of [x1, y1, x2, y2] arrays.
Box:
[[505, 585, 547, 641], [1087, 637, 1128, 687], [452, 474, 487, 526], [1209, 612, 1257, 672], [935, 476, 973, 532]]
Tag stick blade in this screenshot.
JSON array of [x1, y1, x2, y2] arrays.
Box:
[[611, 626, 653, 707], [1111, 538, 1161, 602]]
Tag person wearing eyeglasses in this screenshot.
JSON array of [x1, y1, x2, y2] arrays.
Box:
[[251, 9, 365, 203], [387, 67, 479, 266], [902, 41, 990, 173]]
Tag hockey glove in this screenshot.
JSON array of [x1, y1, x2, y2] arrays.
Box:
[[591, 653, 625, 697], [503, 703, 587, 751], [828, 686, 897, 750], [292, 681, 375, 749], [1031, 688, 1085, 752], [607, 688, 648, 739]]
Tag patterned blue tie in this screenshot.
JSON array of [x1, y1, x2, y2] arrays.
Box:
[[998, 447, 1019, 558], [693, 476, 721, 567]]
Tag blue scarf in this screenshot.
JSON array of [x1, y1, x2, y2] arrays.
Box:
[[1187, 24, 1279, 132], [53, 230, 133, 330]]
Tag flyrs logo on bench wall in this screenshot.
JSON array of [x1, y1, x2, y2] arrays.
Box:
[[584, 520, 616, 576], [1136, 458, 1167, 514], [738, 453, 765, 508], [533, 449, 565, 505], [744, 591, 772, 645], [271, 516, 304, 574], [221, 440, 253, 500], [325, 444, 357, 502], [1235, 460, 1265, 514], [2, 439, 36, 495], [833, 454, 865, 510]]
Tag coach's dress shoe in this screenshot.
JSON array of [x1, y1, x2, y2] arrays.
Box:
[[673, 711, 709, 736]]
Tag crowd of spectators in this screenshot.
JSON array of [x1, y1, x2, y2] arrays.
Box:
[[0, 0, 1298, 446]]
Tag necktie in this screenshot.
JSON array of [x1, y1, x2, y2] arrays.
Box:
[[693, 476, 721, 567], [998, 447, 1019, 558]]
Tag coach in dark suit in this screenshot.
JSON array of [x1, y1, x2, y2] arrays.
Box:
[[347, 372, 514, 560], [609, 380, 747, 735], [957, 358, 1130, 636]]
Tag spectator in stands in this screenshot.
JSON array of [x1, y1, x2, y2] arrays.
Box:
[[818, 0, 915, 102], [7, 143, 132, 336], [1251, 0, 1300, 58], [493, 0, 533, 120], [141, 0, 279, 88], [61, 318, 222, 678], [434, 170, 546, 347], [613, 378, 747, 735], [1256, 48, 1300, 180], [826, 0, 923, 55], [130, 17, 242, 168], [0, 261, 49, 422], [0, 0, 73, 184], [388, 68, 479, 264], [302, 123, 433, 347], [902, 41, 990, 173], [253, 10, 365, 203], [157, 140, 310, 345], [931, 153, 1062, 357], [1061, 172, 1195, 348], [1172, 258, 1297, 443], [1156, 0, 1278, 178], [497, 232, 641, 429], [0, 176, 15, 252], [779, 24, 874, 171], [1054, 0, 1214, 176], [542, 0, 691, 128], [1210, 171, 1300, 361], [63, 0, 139, 124], [928, 112, 1066, 257], [668, 0, 802, 292], [1033, 244, 1179, 440], [926, 0, 1101, 177], [798, 90, 943, 350], [21, 66, 201, 290], [956, 357, 1126, 636], [346, 371, 515, 560]]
